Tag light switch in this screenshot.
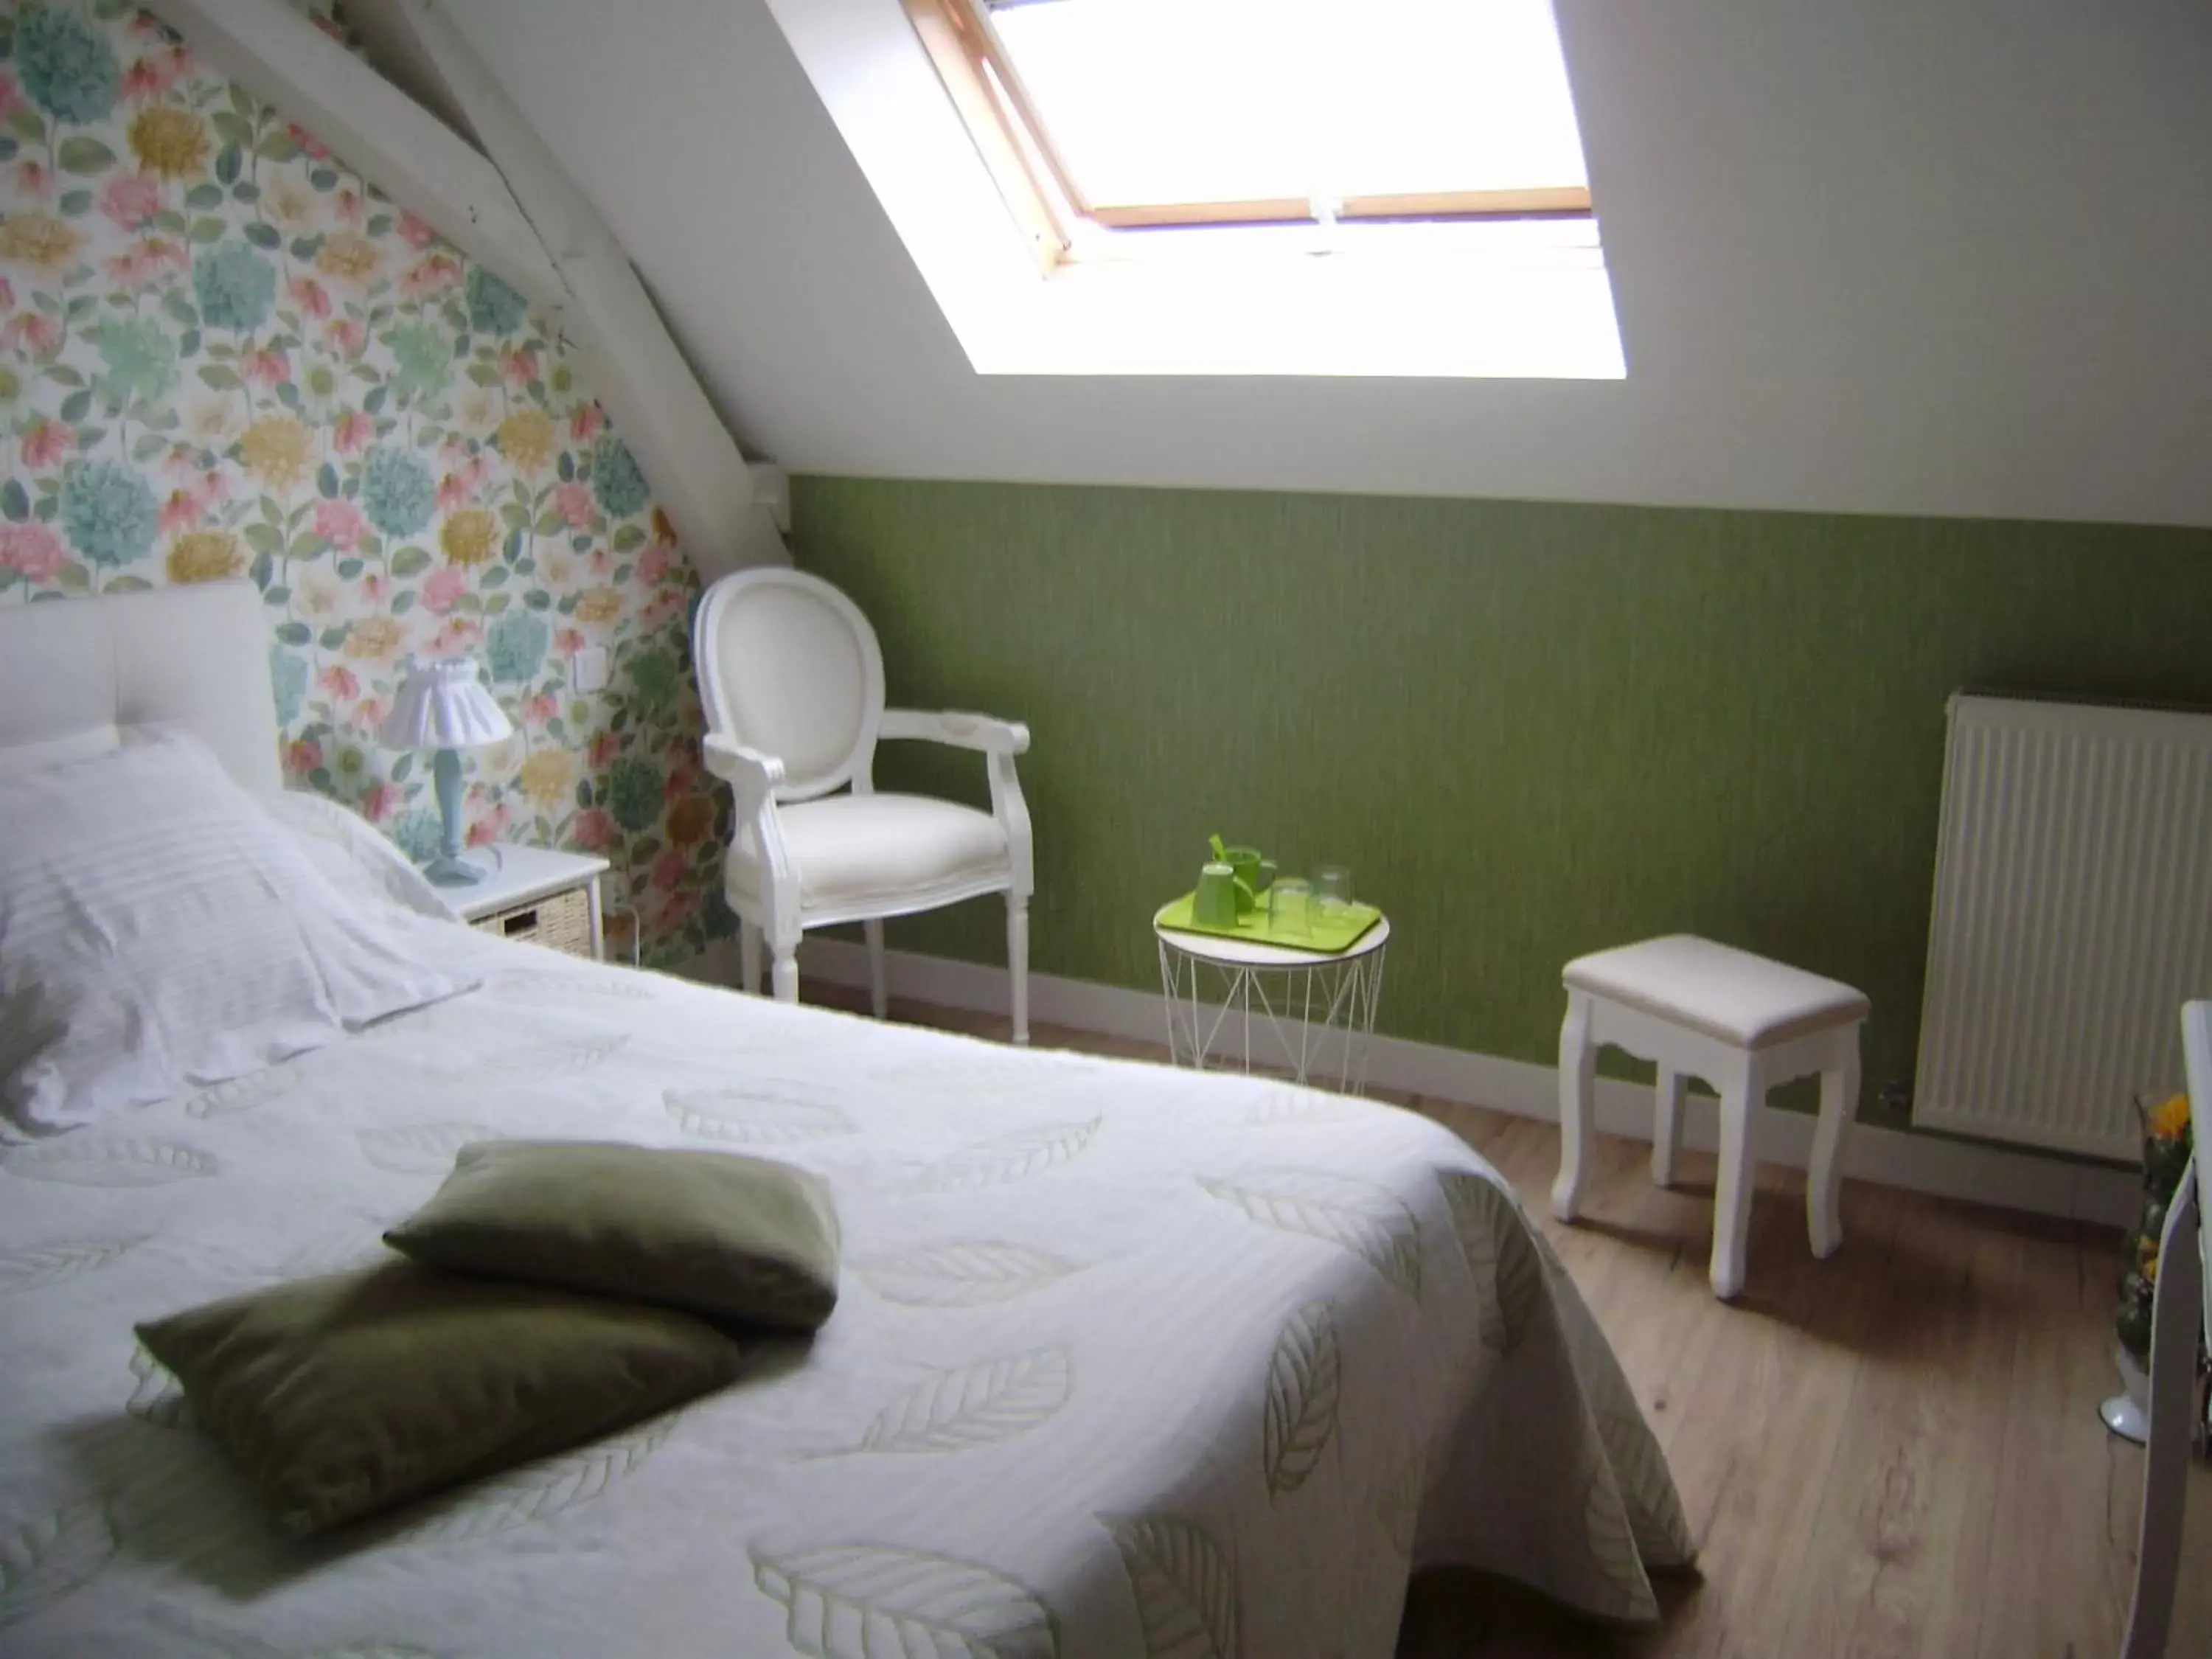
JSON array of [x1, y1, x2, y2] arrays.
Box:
[[572, 644, 611, 693]]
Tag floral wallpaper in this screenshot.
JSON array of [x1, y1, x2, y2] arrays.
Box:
[[0, 1, 730, 964]]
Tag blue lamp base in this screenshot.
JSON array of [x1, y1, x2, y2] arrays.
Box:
[[424, 746, 485, 887]]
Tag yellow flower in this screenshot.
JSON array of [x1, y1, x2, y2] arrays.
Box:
[[316, 232, 380, 285], [439, 507, 498, 566], [573, 586, 622, 626], [2148, 1093, 2191, 1139], [496, 408, 555, 474], [0, 212, 80, 274], [516, 749, 574, 809], [128, 106, 211, 181], [237, 415, 313, 493], [165, 530, 245, 585], [345, 615, 406, 661]]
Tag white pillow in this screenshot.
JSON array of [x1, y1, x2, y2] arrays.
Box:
[[262, 788, 461, 925], [0, 733, 479, 1133]]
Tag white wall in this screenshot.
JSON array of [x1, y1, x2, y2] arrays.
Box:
[[439, 0, 2212, 528]]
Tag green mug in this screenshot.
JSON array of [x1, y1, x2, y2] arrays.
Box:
[[1193, 862, 1244, 928], [1219, 846, 1276, 915]]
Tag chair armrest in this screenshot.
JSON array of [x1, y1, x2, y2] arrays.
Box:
[[702, 733, 785, 798], [878, 709, 1031, 756]]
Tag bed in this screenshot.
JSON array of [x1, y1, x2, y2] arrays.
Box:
[[0, 583, 1692, 1657]]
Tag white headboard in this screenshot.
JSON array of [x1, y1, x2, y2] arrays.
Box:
[[0, 581, 282, 793]]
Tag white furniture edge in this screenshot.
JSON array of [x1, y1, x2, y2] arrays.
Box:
[[0, 582, 279, 793], [2118, 1004, 2207, 1659], [450, 844, 611, 961], [1154, 904, 1391, 968], [689, 936, 2148, 1228], [449, 844, 612, 917]]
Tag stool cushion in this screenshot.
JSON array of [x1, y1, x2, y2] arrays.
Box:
[[1564, 935, 1868, 1051]]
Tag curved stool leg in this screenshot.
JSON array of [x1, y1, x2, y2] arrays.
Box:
[[1710, 1050, 1759, 1300], [1808, 1034, 1859, 1259], [1652, 1067, 1686, 1188]]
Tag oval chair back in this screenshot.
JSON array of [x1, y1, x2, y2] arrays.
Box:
[[692, 568, 885, 803]]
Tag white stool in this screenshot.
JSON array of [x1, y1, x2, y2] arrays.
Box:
[[1550, 936, 1869, 1301]]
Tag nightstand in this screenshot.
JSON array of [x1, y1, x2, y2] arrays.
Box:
[[448, 844, 612, 961]]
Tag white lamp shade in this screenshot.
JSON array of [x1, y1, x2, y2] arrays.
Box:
[[380, 657, 515, 750]]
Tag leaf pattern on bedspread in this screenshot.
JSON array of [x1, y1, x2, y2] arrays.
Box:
[[1262, 1302, 1340, 1499], [905, 1117, 1101, 1195], [127, 1343, 191, 1430], [393, 1414, 675, 1546], [662, 1088, 854, 1146], [356, 1124, 503, 1175], [1576, 1456, 1655, 1622], [850, 1348, 1073, 1455], [752, 1543, 1060, 1659], [854, 1244, 1079, 1307], [0, 1236, 145, 1298], [1436, 1171, 1545, 1353], [0, 1500, 114, 1630], [183, 1065, 300, 1119], [1375, 1458, 1424, 1559], [1596, 1408, 1694, 1568], [462, 1034, 628, 1082], [2, 1138, 214, 1187], [1099, 1514, 1239, 1659], [1198, 1171, 1421, 1298]]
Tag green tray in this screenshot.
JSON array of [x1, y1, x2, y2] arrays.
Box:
[[1156, 891, 1382, 954]]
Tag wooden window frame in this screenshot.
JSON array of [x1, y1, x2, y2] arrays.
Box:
[[902, 0, 1594, 269]]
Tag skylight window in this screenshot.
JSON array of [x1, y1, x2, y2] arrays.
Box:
[[905, 0, 1594, 262]]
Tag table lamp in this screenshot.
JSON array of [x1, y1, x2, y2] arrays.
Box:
[[379, 656, 514, 886]]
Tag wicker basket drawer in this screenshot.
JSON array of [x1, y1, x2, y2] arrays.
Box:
[[472, 884, 595, 958]]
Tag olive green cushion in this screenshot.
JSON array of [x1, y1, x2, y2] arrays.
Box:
[[136, 1262, 742, 1537], [383, 1140, 842, 1330]]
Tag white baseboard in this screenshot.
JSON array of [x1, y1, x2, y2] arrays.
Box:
[[678, 937, 2140, 1229]]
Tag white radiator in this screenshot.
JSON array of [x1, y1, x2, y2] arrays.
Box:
[[1913, 693, 2212, 1160]]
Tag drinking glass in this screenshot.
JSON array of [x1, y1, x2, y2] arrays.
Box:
[[1316, 866, 1354, 919], [1269, 877, 1314, 939]]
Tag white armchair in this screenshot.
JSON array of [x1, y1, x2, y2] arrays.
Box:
[[692, 568, 1034, 1041]]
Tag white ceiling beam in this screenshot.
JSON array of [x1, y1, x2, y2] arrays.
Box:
[[145, 0, 566, 313], [150, 0, 788, 576]]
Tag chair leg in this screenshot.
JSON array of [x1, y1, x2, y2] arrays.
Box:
[[1710, 1051, 1759, 1300], [1652, 1066, 1686, 1189], [1808, 1038, 1858, 1259], [769, 933, 800, 1004], [1006, 898, 1030, 1046], [737, 921, 760, 997], [863, 918, 888, 1020], [1551, 992, 1596, 1222]]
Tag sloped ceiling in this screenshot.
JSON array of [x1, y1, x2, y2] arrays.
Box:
[[436, 0, 2212, 527]]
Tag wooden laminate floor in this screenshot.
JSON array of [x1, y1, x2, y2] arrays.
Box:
[[803, 984, 2212, 1658]]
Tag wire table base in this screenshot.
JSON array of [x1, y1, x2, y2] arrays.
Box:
[[1155, 923, 1388, 1096]]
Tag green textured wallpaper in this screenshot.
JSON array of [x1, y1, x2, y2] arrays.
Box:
[[791, 477, 2212, 1130]]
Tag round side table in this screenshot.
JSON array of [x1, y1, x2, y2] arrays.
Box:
[[1152, 905, 1391, 1095]]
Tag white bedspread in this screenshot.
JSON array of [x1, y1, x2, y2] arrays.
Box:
[[0, 930, 1691, 1658]]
